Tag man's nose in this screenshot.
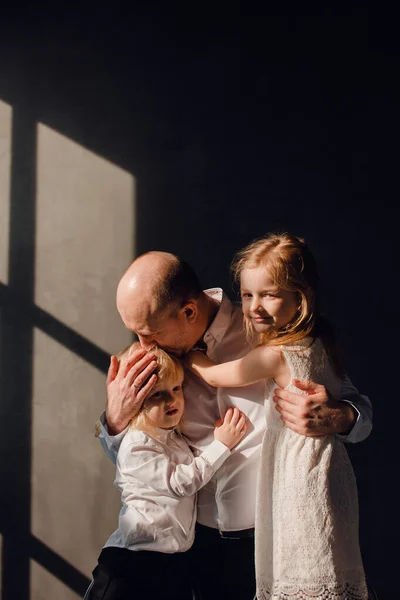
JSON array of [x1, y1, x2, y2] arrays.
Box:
[[137, 335, 156, 350]]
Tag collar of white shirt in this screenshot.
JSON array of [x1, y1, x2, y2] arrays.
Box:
[[201, 288, 236, 350]]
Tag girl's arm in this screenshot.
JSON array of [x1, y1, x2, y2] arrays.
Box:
[[185, 345, 283, 387]]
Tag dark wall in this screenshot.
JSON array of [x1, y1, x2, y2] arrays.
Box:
[[0, 6, 394, 598]]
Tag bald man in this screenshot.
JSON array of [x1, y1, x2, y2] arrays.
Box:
[[98, 251, 372, 600]]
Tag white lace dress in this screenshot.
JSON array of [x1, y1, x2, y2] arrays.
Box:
[[255, 338, 368, 600]]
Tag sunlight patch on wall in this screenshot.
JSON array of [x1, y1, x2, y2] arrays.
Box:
[[35, 123, 135, 354], [0, 99, 12, 284]]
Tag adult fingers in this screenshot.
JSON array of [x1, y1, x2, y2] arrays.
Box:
[[125, 354, 157, 386], [274, 397, 303, 416], [130, 360, 158, 389], [291, 379, 322, 394], [106, 356, 119, 385], [121, 348, 147, 377], [277, 407, 298, 426], [136, 374, 158, 404], [273, 387, 307, 405]]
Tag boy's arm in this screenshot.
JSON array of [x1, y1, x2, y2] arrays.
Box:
[[186, 346, 282, 387], [119, 439, 230, 498]]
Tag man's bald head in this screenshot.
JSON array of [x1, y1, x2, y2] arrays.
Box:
[[116, 251, 202, 328]]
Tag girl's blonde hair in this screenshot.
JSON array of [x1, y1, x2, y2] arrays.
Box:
[[232, 233, 343, 375], [118, 342, 184, 433]]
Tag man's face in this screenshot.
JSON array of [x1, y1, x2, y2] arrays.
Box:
[[122, 305, 194, 357]]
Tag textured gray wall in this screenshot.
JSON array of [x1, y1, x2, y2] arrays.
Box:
[[0, 8, 392, 599]]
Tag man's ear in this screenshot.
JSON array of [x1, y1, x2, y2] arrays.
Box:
[[182, 301, 197, 323]]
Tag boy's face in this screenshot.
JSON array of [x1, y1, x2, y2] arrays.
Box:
[[142, 373, 185, 429]]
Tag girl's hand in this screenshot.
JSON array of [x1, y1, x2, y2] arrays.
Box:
[[214, 407, 248, 450]]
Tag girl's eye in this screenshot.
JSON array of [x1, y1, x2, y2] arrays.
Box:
[[241, 293, 252, 298], [173, 386, 181, 392], [152, 391, 163, 398]]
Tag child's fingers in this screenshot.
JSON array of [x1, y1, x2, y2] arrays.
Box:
[[237, 414, 247, 433], [229, 407, 240, 426], [223, 407, 234, 423]]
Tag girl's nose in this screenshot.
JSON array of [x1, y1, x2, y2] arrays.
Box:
[[250, 297, 262, 312]]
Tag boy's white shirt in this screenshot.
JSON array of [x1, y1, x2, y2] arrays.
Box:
[[104, 427, 230, 552], [99, 288, 372, 532]]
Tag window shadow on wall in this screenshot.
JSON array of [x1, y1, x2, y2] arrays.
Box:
[[0, 107, 97, 598]]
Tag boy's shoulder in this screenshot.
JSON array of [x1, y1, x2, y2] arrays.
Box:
[[119, 427, 160, 452]]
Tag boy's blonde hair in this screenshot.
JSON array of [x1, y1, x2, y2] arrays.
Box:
[[95, 343, 185, 438], [118, 342, 184, 433]]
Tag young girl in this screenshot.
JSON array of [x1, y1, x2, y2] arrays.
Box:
[[86, 342, 247, 600], [186, 233, 368, 600]]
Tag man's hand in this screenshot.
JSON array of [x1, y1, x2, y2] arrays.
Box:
[[273, 379, 356, 437], [106, 348, 158, 435]]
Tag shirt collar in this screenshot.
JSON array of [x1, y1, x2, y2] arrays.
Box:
[[202, 288, 234, 346], [147, 426, 179, 443]]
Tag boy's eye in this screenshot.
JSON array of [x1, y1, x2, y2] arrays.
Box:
[[152, 391, 164, 398], [173, 385, 181, 392], [241, 293, 252, 298]]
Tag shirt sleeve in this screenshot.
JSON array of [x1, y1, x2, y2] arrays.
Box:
[[119, 439, 231, 498], [98, 411, 129, 465], [337, 373, 373, 443]]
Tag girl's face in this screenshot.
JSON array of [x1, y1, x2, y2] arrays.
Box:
[[241, 266, 299, 334], [142, 373, 185, 429]]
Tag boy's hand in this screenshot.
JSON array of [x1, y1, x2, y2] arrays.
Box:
[[214, 407, 247, 450]]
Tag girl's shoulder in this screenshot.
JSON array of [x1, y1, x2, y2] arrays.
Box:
[[254, 343, 286, 368], [256, 343, 286, 359], [279, 336, 318, 353]]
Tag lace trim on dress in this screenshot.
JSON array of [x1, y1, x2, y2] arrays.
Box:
[[257, 580, 369, 600]]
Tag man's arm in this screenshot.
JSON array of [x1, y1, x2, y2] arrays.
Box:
[[336, 372, 372, 443], [272, 375, 372, 442]]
